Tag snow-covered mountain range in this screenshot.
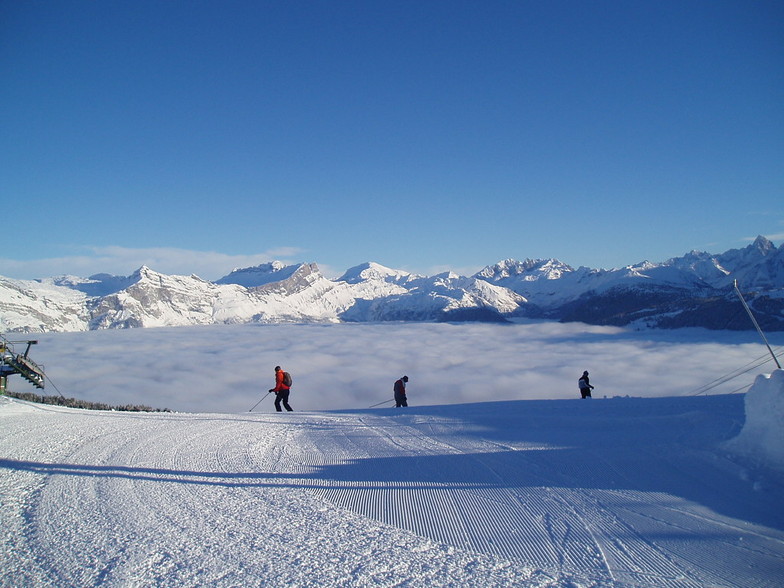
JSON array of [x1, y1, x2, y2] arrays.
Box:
[[2, 236, 783, 333]]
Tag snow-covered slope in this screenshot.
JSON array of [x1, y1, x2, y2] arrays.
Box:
[[0, 261, 528, 331], [475, 236, 784, 330], [0, 276, 89, 332], [214, 261, 300, 288], [2, 373, 783, 587], [338, 261, 419, 285], [475, 236, 784, 300], [89, 266, 228, 329], [48, 273, 136, 297], [340, 270, 526, 322], [1, 237, 783, 332], [715, 236, 784, 290]]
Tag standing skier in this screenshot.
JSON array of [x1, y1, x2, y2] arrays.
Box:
[[394, 376, 409, 407], [578, 371, 594, 399], [270, 366, 293, 412]]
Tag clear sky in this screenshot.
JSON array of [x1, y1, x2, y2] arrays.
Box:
[[2, 0, 782, 281]]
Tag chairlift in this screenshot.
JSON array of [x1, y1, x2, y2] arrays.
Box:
[[0, 334, 45, 393]]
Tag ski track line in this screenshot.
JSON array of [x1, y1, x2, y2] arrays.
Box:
[[403, 415, 616, 571], [552, 487, 710, 588], [2, 404, 550, 587], [592, 444, 784, 587], [294, 413, 608, 578], [291, 414, 478, 549], [411, 418, 576, 565], [497, 431, 783, 587], [536, 450, 706, 586], [601, 491, 784, 588], [287, 410, 784, 588], [4, 399, 784, 587], [499, 445, 778, 588]]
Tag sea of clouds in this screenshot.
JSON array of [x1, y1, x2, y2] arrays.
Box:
[[16, 321, 783, 413]]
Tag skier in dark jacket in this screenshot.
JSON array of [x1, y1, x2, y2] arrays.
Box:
[[578, 371, 594, 399], [394, 376, 409, 407], [270, 366, 293, 412]]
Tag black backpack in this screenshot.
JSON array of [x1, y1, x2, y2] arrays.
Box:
[[283, 371, 292, 387]]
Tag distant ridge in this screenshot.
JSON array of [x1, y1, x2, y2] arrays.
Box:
[[1, 236, 782, 333]]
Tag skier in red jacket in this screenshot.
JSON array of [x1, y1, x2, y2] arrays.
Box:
[[269, 366, 293, 412]]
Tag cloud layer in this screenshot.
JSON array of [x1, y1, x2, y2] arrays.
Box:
[[17, 322, 782, 414], [0, 246, 306, 282]]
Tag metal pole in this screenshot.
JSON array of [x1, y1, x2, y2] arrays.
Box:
[[249, 390, 273, 412], [369, 398, 396, 408], [734, 280, 782, 369]]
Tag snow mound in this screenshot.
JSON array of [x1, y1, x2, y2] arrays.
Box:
[[725, 369, 784, 471]]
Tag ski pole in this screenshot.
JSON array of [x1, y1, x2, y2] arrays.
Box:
[[369, 398, 395, 408], [249, 390, 273, 412]]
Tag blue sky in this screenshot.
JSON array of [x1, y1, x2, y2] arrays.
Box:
[[2, 0, 782, 280]]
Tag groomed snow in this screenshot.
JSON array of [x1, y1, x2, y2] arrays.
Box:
[[2, 373, 783, 587]]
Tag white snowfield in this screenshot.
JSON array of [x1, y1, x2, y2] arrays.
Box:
[[2, 373, 784, 587]]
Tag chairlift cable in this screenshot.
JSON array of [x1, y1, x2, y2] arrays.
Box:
[[688, 347, 784, 396], [727, 383, 752, 395], [43, 372, 67, 400]]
